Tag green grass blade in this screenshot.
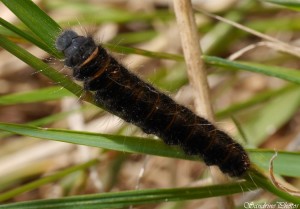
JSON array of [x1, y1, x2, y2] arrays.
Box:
[[111, 31, 158, 45], [0, 159, 98, 202], [216, 85, 299, 119], [0, 122, 189, 160], [199, 7, 246, 54], [0, 122, 300, 177], [0, 18, 54, 55], [246, 17, 300, 32], [0, 87, 72, 105], [0, 122, 199, 161], [249, 149, 300, 177], [26, 106, 89, 127], [104, 43, 184, 61], [47, 0, 173, 24], [0, 35, 90, 102], [238, 86, 300, 146], [0, 181, 258, 209], [263, 0, 300, 11], [204, 55, 300, 84], [0, 160, 53, 192], [216, 84, 298, 119], [0, 25, 17, 37], [148, 63, 188, 92], [245, 169, 300, 205], [0, 106, 88, 139], [1, 0, 61, 55]]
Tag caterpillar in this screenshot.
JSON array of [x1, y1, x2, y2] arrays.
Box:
[[55, 30, 250, 177]]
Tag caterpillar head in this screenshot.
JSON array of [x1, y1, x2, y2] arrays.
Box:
[[56, 30, 97, 67]]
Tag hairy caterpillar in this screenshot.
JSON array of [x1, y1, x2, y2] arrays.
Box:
[[55, 30, 250, 177]]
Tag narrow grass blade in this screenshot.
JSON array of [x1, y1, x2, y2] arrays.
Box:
[[46, 0, 173, 24], [249, 149, 300, 178], [0, 181, 257, 209], [0, 122, 188, 160], [204, 55, 300, 84], [1, 0, 61, 55], [0, 35, 89, 102], [238, 85, 300, 146], [0, 160, 98, 202], [216, 84, 298, 119], [263, 0, 300, 11], [0, 87, 72, 105], [0, 122, 300, 177], [104, 43, 184, 61], [245, 169, 300, 205], [0, 106, 88, 139], [0, 18, 54, 55]]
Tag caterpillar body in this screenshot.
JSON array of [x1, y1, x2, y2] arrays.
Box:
[[55, 30, 250, 177]]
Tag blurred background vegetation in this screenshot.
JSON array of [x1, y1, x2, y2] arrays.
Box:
[[0, 0, 300, 208]]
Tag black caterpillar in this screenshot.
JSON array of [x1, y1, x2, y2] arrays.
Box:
[[55, 30, 250, 177]]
